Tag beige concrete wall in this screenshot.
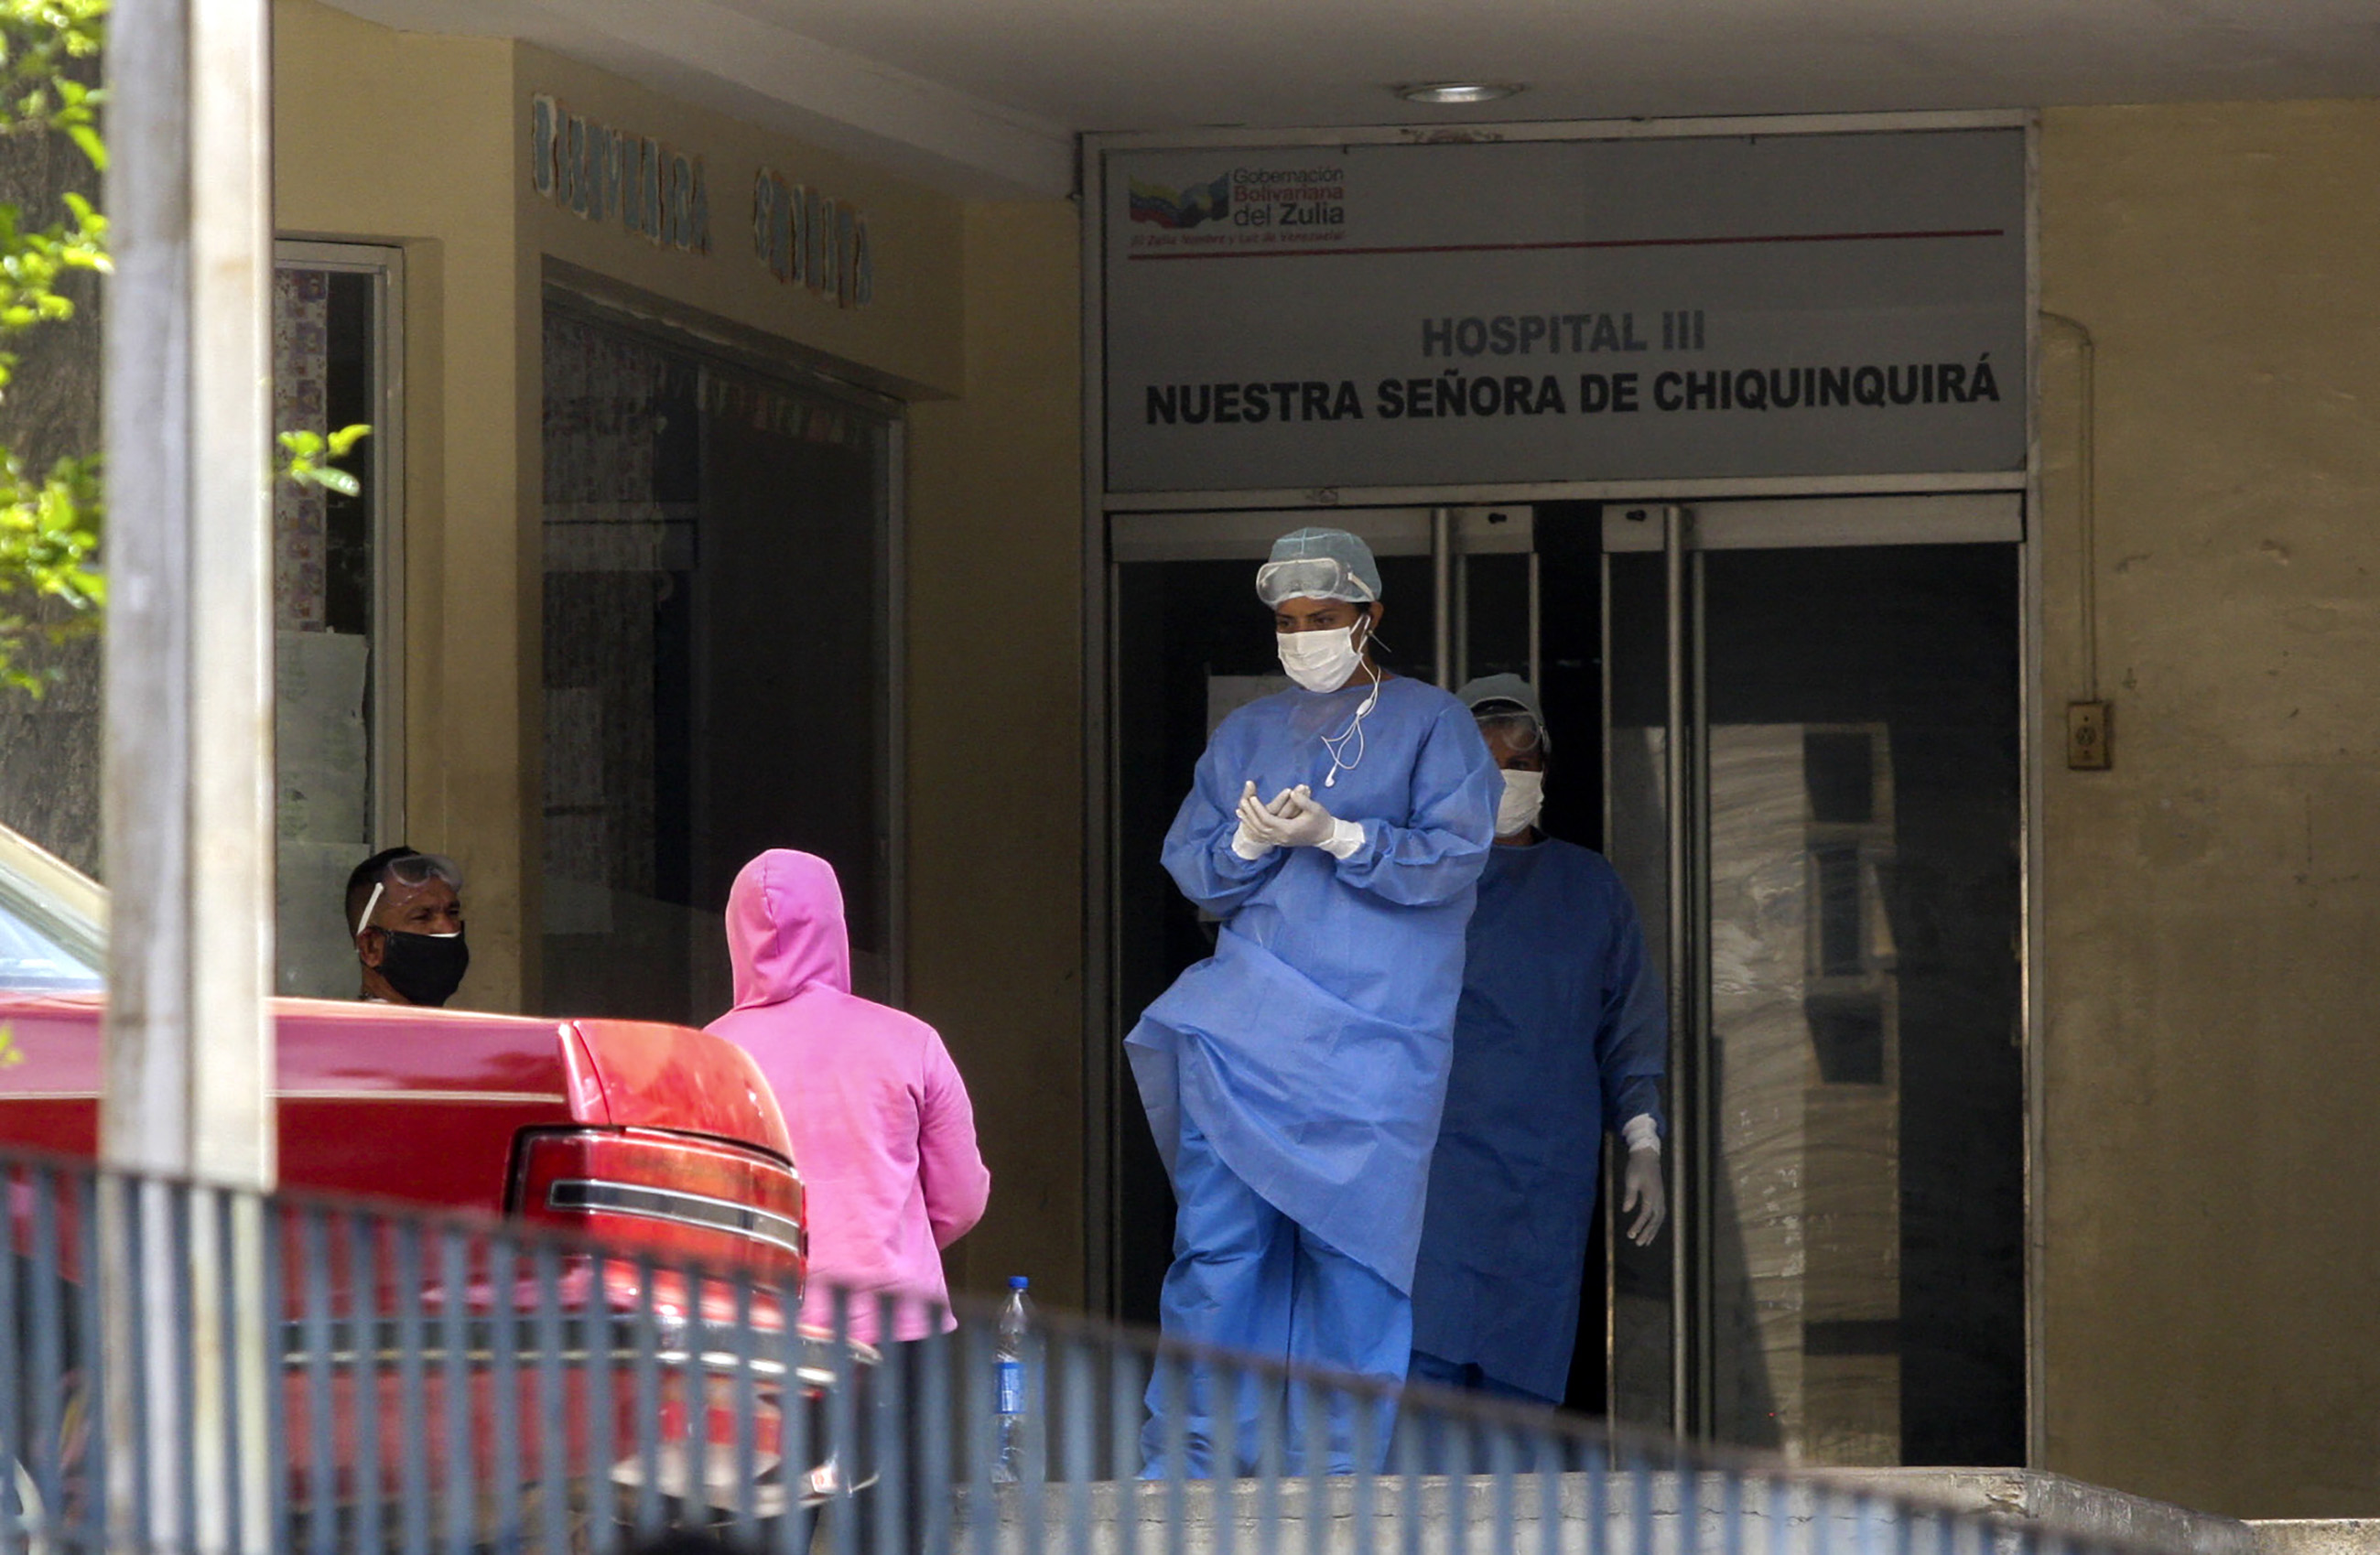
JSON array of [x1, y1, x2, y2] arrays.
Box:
[[281, 1, 1087, 1302], [2038, 100, 2380, 1519], [275, 0, 530, 1008], [514, 45, 964, 396], [905, 200, 1086, 1304]]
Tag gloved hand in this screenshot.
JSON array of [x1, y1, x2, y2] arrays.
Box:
[[1230, 781, 1282, 859], [1262, 784, 1342, 849], [1239, 783, 1366, 857], [1622, 1147, 1666, 1247]]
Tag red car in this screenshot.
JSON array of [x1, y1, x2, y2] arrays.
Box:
[[0, 824, 845, 1531]]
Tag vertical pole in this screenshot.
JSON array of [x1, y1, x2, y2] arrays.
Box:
[[1430, 506, 1454, 687], [102, 0, 277, 1551], [1660, 504, 1692, 1442]]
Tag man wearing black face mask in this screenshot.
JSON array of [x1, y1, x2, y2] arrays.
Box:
[[344, 848, 471, 1007]]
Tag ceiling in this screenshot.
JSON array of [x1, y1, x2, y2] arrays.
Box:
[[324, 0, 2380, 196]]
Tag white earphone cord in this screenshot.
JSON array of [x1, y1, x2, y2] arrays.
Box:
[[1320, 637, 1384, 789]]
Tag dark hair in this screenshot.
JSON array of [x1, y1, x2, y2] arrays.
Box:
[[344, 847, 425, 937]]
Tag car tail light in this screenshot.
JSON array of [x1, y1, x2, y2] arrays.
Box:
[[510, 1128, 805, 1288]]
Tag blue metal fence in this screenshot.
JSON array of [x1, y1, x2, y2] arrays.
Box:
[[0, 1150, 2149, 1555]]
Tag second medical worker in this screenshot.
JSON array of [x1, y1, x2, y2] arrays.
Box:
[[1409, 675, 1668, 1409], [1127, 526, 1501, 1475]]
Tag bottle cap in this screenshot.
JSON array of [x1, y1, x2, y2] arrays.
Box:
[[1010, 1275, 1029, 1290]]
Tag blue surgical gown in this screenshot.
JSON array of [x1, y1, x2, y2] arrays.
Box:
[[1126, 675, 1501, 1292], [1409, 837, 1669, 1401]]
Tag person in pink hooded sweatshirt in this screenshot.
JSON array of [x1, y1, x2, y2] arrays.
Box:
[[708, 848, 991, 1347]]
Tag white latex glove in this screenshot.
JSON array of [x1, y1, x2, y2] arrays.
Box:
[[1622, 1147, 1666, 1247], [1230, 780, 1281, 859], [1247, 784, 1368, 858], [1235, 781, 1298, 850], [1265, 784, 1341, 849]]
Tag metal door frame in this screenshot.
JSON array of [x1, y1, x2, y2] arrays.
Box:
[[1079, 111, 2047, 1463], [274, 240, 406, 846], [1095, 490, 2041, 1456], [1600, 491, 2026, 1443]]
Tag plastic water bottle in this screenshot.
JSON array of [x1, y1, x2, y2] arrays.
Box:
[[992, 1275, 1032, 1484]]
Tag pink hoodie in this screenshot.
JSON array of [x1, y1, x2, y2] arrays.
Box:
[[707, 850, 990, 1343]]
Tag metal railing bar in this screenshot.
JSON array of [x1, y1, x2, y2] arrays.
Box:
[[533, 1240, 571, 1555], [349, 1210, 384, 1555], [113, 1173, 146, 1555], [300, 1204, 336, 1555], [1446, 1409, 1466, 1552], [1683, 1450, 1703, 1555], [488, 1234, 523, 1550], [71, 1171, 103, 1555], [1589, 1431, 1610, 1555], [1252, 1356, 1278, 1555], [1302, 1377, 1326, 1555], [730, 1274, 761, 1547], [217, 1188, 250, 1555], [25, 1164, 62, 1534], [828, 1286, 858, 1555], [1490, 1420, 1518, 1555], [1212, 1356, 1239, 1555], [1063, 1333, 1094, 1555], [630, 1255, 662, 1543], [262, 1199, 292, 1555], [394, 1217, 430, 1555], [920, 1317, 953, 1555], [0, 1166, 20, 1555], [1021, 1314, 1045, 1555], [1628, 1442, 1653, 1555], [583, 1247, 618, 1555], [168, 1186, 195, 1555], [1536, 1429, 1560, 1555], [772, 1275, 811, 1555], [1107, 1331, 1140, 1555], [1353, 1385, 1380, 1555], [1163, 1352, 1190, 1555], [438, 1226, 474, 1555], [1393, 1374, 1422, 1555], [875, 1292, 904, 1555], [965, 1316, 993, 1555]]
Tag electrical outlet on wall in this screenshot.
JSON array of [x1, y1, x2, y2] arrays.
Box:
[[2066, 701, 2111, 770]]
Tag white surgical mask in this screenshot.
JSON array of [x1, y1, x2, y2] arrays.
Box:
[[1277, 621, 1368, 694], [1496, 769, 1545, 837]]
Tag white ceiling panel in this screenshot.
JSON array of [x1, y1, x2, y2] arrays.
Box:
[[322, 0, 2380, 195]]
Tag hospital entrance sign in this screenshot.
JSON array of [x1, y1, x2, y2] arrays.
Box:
[[1098, 125, 2028, 494]]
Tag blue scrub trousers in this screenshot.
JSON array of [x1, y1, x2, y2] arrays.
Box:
[[1141, 1113, 1410, 1478]]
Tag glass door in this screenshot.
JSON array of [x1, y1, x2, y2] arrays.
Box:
[[1604, 496, 2026, 1464]]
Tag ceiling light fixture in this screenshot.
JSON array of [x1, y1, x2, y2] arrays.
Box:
[[1394, 81, 1525, 105]]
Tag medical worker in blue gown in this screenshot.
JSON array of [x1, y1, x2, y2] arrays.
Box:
[[1128, 527, 1501, 1477], [1408, 675, 1668, 1412]]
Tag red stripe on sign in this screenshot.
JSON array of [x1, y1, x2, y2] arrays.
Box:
[[1124, 228, 2007, 261]]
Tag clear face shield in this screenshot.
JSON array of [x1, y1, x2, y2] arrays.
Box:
[[353, 852, 464, 938], [1255, 556, 1377, 610]]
